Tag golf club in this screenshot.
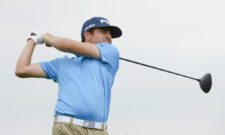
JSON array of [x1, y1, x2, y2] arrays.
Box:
[[119, 57, 212, 93]]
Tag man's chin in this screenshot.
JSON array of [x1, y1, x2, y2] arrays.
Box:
[[96, 41, 111, 44], [103, 41, 112, 44]]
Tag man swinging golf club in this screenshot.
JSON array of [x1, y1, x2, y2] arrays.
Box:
[[15, 17, 122, 135]]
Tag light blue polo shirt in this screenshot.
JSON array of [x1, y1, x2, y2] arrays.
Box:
[[39, 43, 119, 122]]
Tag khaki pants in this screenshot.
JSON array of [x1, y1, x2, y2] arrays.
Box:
[[53, 122, 109, 135]]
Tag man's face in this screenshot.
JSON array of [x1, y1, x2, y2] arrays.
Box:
[[84, 28, 112, 44]]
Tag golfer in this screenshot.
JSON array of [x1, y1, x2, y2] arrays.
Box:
[[15, 17, 122, 135]]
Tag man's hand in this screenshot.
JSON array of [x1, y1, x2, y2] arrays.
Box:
[[27, 32, 44, 45]]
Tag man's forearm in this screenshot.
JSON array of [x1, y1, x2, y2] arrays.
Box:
[[44, 33, 77, 52], [15, 40, 36, 74], [43, 33, 100, 59]]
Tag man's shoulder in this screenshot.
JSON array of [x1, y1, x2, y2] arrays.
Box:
[[50, 55, 77, 65]]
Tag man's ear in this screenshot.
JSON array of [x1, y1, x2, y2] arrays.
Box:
[[84, 31, 91, 41]]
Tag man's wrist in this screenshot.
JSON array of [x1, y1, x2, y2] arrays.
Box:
[[43, 33, 53, 47], [27, 39, 36, 46]]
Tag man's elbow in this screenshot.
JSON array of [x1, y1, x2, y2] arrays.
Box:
[[15, 69, 28, 78]]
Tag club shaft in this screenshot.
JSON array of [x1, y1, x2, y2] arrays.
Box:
[[119, 57, 199, 82]]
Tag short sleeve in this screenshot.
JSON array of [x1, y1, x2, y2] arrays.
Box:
[[96, 43, 119, 73], [39, 57, 65, 82]]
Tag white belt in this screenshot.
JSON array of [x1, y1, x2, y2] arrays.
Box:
[[54, 116, 107, 130]]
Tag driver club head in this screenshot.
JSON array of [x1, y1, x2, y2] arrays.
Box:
[[199, 73, 212, 93]]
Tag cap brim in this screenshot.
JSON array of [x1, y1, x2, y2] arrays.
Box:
[[109, 26, 122, 38], [97, 26, 122, 38]]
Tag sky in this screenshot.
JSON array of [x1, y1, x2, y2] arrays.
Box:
[[1, 0, 225, 134]]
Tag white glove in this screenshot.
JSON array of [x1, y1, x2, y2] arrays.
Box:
[[27, 32, 44, 45]]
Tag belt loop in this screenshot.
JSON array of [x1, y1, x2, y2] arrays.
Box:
[[102, 124, 107, 130], [70, 117, 73, 124]]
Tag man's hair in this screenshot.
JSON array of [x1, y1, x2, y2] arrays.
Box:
[[81, 28, 95, 42]]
